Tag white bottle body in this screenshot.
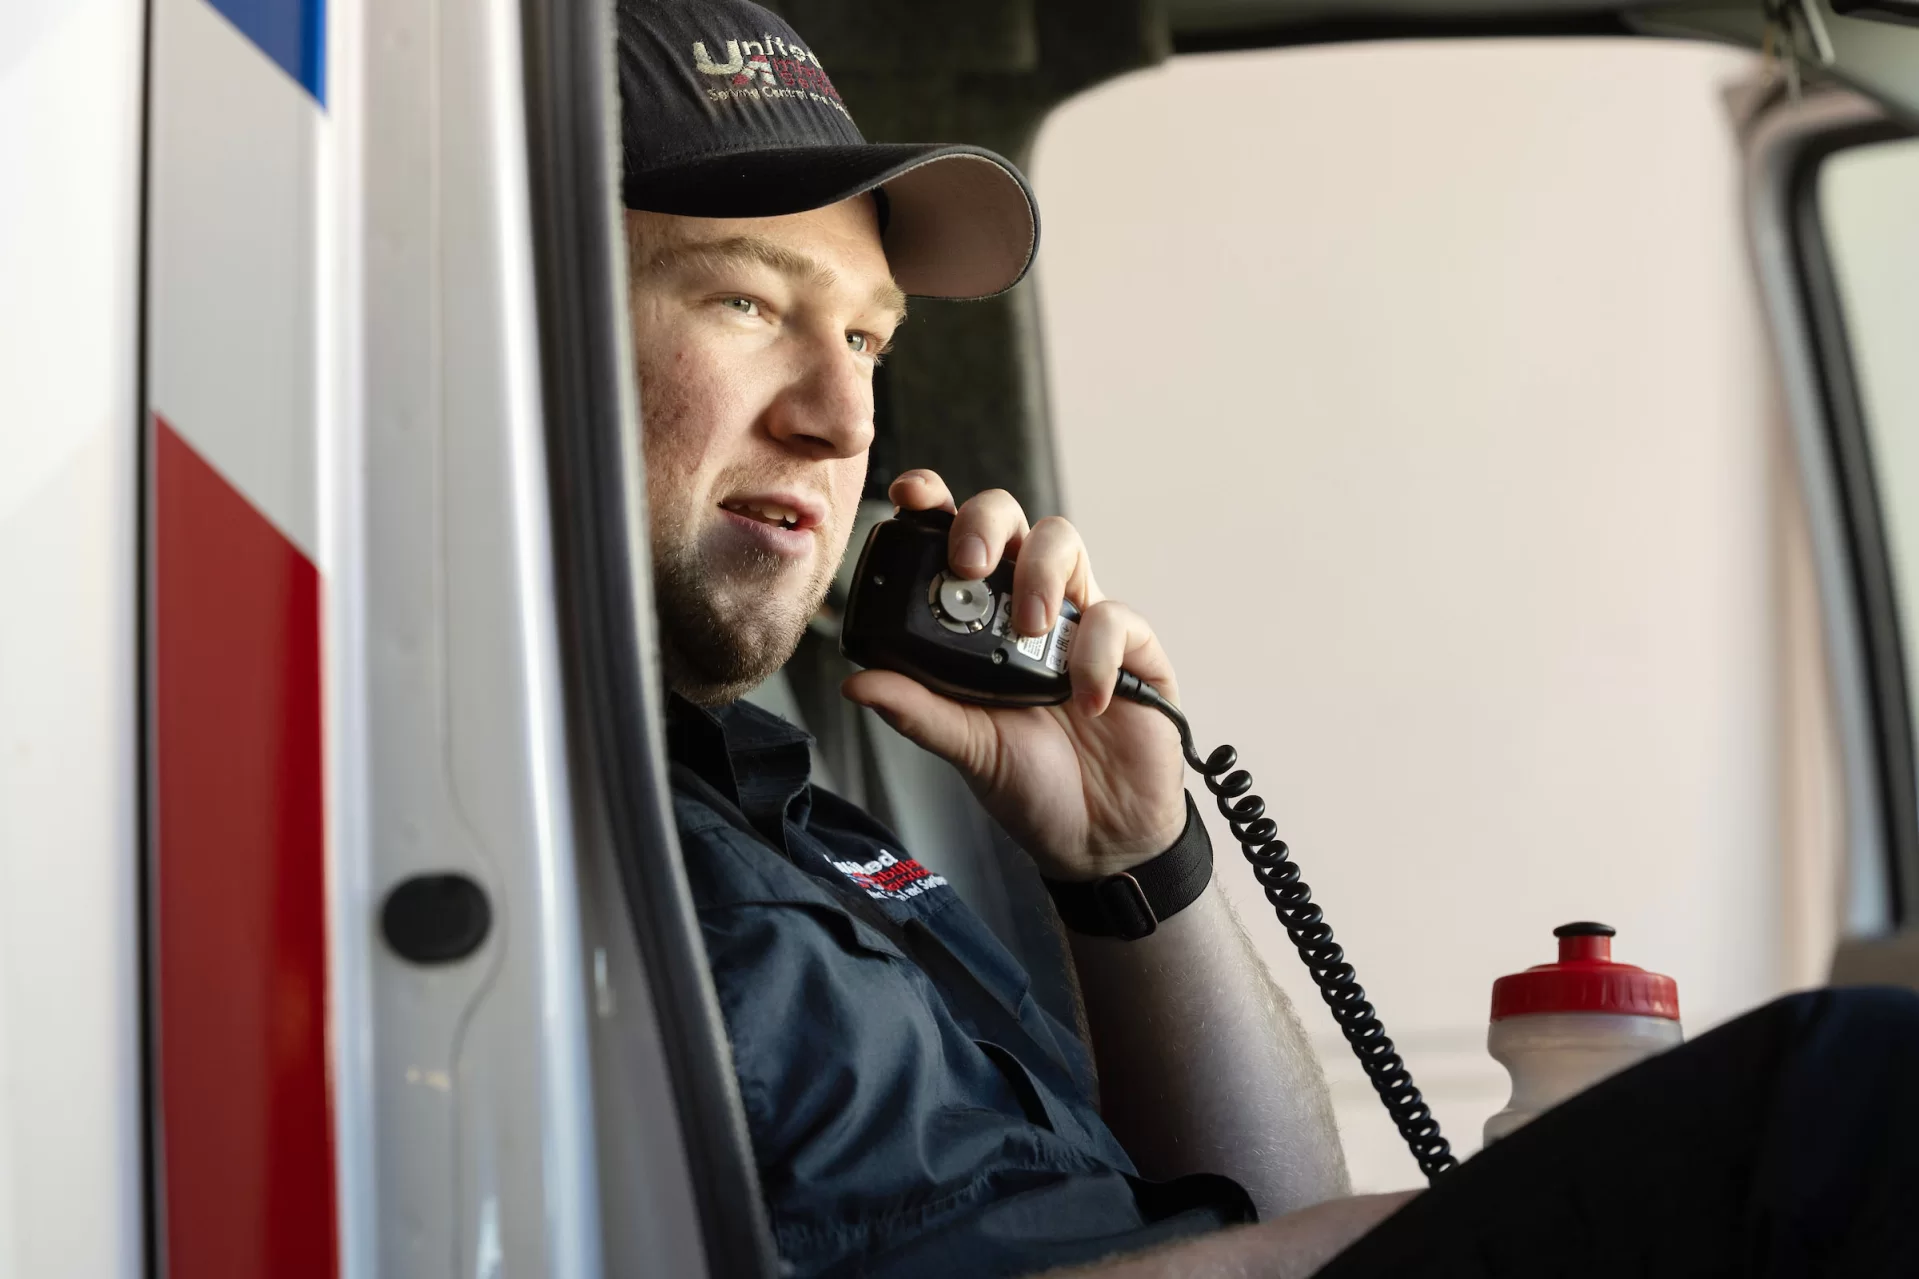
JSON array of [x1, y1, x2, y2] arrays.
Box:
[[1484, 1011, 1683, 1144]]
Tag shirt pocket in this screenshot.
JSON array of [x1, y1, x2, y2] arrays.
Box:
[[697, 896, 1039, 1204]]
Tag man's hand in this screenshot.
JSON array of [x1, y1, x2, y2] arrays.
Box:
[[840, 470, 1187, 881], [845, 470, 1349, 1219]]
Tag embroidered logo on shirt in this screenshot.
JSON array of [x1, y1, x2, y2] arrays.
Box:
[[830, 849, 949, 901]]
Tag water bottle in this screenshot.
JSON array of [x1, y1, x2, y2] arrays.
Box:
[[1484, 921, 1682, 1144]]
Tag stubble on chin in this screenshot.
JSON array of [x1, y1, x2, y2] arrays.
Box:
[[651, 523, 836, 706]]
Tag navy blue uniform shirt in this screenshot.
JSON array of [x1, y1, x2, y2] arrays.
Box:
[[666, 696, 1253, 1278]]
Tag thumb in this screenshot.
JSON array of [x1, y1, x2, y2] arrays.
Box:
[[842, 670, 988, 773]]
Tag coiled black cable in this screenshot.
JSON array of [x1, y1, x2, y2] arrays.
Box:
[[1114, 672, 1459, 1183]]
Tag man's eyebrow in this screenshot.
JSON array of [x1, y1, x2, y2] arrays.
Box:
[[643, 234, 824, 285], [870, 279, 908, 328], [642, 234, 908, 327]]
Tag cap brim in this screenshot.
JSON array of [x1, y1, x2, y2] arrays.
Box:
[[623, 143, 1038, 301]]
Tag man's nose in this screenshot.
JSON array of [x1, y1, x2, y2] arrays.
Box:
[[762, 339, 877, 460]]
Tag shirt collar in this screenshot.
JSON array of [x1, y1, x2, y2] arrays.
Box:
[[666, 693, 815, 846]]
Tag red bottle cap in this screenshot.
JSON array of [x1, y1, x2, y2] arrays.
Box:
[[1490, 922, 1679, 1021]]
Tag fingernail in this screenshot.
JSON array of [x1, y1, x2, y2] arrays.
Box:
[[1017, 594, 1048, 636], [955, 535, 988, 575]]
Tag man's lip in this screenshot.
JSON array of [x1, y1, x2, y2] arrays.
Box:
[[716, 490, 827, 532], [715, 506, 816, 558]]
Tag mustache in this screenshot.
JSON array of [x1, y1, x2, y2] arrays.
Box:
[[712, 466, 838, 502]]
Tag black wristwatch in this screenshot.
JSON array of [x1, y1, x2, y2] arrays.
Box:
[[1042, 793, 1213, 941]]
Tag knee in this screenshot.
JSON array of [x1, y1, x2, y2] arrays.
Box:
[[1785, 985, 1919, 1062], [1821, 983, 1919, 1029]]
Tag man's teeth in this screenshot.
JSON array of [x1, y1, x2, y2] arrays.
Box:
[[723, 500, 801, 529]]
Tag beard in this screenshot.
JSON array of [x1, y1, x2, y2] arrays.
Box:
[[632, 322, 855, 706], [651, 517, 838, 706]]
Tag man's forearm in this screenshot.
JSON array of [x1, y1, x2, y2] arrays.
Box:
[[1068, 878, 1348, 1218]]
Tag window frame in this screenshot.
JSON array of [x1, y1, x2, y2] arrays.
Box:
[[1750, 88, 1919, 930], [1789, 117, 1919, 927]]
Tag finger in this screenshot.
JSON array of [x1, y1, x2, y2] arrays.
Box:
[[841, 669, 992, 776], [888, 469, 956, 514], [947, 488, 1030, 581], [1010, 515, 1100, 638], [1068, 599, 1176, 717]]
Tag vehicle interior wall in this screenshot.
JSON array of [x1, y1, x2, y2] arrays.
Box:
[[1031, 36, 1847, 1188]]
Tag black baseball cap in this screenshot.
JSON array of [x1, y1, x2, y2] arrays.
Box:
[[617, 0, 1038, 300]]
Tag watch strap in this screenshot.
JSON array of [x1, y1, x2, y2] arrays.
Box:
[[1043, 793, 1213, 940]]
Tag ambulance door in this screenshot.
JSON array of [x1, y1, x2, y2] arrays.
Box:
[[140, 0, 770, 1273]]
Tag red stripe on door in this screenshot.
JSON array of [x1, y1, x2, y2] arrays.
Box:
[[153, 415, 337, 1278]]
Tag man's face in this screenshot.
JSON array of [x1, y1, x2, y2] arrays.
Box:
[[627, 197, 905, 705]]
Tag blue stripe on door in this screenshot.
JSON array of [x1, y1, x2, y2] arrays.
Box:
[[204, 0, 326, 105]]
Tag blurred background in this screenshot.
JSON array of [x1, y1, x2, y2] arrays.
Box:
[[1032, 37, 1919, 1187]]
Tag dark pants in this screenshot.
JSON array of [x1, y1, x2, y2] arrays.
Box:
[[1317, 986, 1919, 1278]]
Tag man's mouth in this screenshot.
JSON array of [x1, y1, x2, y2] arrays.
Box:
[[720, 499, 803, 531]]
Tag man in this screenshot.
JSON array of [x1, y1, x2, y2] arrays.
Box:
[[618, 2, 1919, 1276], [618, 0, 1379, 1268]]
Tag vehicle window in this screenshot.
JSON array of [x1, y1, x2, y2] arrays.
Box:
[[1817, 136, 1919, 925], [1033, 38, 1820, 1188]]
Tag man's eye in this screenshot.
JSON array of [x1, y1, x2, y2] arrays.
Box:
[[847, 332, 879, 356], [721, 296, 760, 316]]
